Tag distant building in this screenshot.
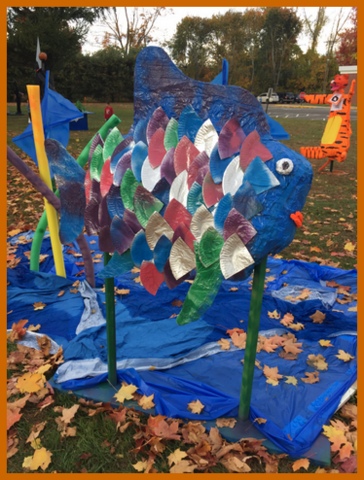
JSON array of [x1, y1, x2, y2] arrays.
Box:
[[339, 65, 357, 106]]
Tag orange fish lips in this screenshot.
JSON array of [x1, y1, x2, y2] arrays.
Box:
[[290, 211, 304, 228]]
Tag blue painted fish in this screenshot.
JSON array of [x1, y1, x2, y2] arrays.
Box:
[[45, 46, 313, 325]]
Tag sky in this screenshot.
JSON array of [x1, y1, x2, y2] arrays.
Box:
[[83, 6, 354, 56]]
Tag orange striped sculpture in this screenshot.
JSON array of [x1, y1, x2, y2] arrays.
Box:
[[300, 74, 356, 172]]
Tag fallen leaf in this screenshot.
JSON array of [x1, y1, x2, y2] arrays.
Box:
[[132, 460, 148, 472], [336, 350, 354, 362], [167, 448, 188, 467], [283, 339, 303, 355], [16, 371, 45, 393], [23, 447, 52, 471], [169, 459, 197, 473], [254, 417, 267, 424], [285, 376, 298, 386], [33, 302, 46, 311], [171, 299, 183, 307], [292, 458, 310, 471], [268, 310, 280, 319], [115, 288, 130, 295], [280, 312, 294, 326], [114, 383, 138, 403], [307, 354, 328, 371], [138, 394, 155, 410], [319, 339, 333, 347], [7, 407, 22, 430], [301, 371, 320, 384], [344, 242, 355, 252], [220, 455, 251, 473], [215, 417, 237, 428], [218, 338, 231, 350], [8, 319, 28, 341], [309, 310, 326, 324], [188, 399, 205, 414], [147, 415, 181, 440], [263, 365, 283, 386], [26, 422, 47, 443]]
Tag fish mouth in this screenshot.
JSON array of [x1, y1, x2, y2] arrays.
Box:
[[290, 211, 303, 228]]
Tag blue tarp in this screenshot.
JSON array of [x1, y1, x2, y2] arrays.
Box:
[[7, 232, 357, 458], [12, 71, 82, 164]]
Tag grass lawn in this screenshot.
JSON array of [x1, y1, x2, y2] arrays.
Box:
[[6, 102, 357, 473]]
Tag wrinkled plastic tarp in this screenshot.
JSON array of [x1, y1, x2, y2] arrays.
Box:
[[7, 232, 357, 458]]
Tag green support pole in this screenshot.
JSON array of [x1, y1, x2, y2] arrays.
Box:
[[29, 114, 121, 272], [104, 252, 117, 387], [239, 256, 268, 420]]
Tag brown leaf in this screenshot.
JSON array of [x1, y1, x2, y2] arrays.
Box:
[[307, 354, 328, 371], [309, 310, 326, 324], [8, 319, 28, 341], [319, 339, 333, 347], [26, 422, 47, 443], [171, 299, 183, 307], [280, 312, 294, 326], [268, 309, 280, 319], [215, 417, 237, 429], [254, 417, 267, 424], [7, 406, 22, 430], [263, 365, 283, 386], [283, 339, 303, 355], [220, 455, 251, 473], [301, 371, 320, 384], [147, 415, 181, 440]]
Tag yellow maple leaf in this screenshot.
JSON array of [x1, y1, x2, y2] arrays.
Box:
[[344, 242, 355, 252], [268, 309, 280, 319], [218, 338, 231, 350], [132, 460, 148, 472], [138, 394, 155, 410], [24, 447, 52, 471], [33, 302, 46, 311], [319, 339, 333, 348], [16, 372, 45, 393], [336, 350, 354, 362], [167, 448, 188, 467], [289, 322, 305, 331], [187, 399, 205, 414], [292, 458, 310, 472], [133, 275, 142, 284], [114, 383, 138, 403], [285, 376, 298, 386], [348, 306, 357, 312]]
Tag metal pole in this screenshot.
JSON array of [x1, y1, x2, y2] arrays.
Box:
[[104, 252, 117, 386], [239, 256, 267, 420]]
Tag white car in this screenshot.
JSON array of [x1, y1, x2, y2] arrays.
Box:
[[256, 92, 279, 104]]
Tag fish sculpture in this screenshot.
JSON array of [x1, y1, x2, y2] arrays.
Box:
[[45, 46, 313, 326]]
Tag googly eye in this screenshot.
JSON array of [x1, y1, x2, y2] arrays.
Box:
[[276, 158, 294, 175]]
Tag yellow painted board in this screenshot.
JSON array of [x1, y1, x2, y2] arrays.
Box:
[[27, 85, 66, 277]]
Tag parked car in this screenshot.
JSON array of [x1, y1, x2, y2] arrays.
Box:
[[256, 92, 279, 104], [277, 92, 295, 104], [294, 92, 306, 104]]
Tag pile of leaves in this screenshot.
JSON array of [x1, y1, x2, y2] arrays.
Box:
[[7, 321, 357, 473]]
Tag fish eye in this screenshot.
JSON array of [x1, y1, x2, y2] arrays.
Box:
[[276, 158, 294, 175]]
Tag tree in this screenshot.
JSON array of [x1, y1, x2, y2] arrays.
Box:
[[335, 7, 357, 65], [258, 7, 303, 90], [100, 7, 169, 56], [321, 8, 351, 91], [303, 7, 328, 53], [7, 7, 107, 99]]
